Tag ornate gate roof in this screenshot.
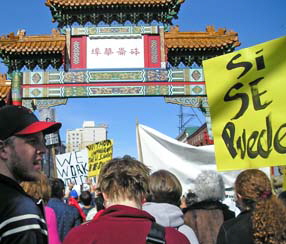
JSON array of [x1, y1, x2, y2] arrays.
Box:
[[45, 0, 185, 27], [0, 29, 65, 72], [165, 26, 240, 49], [165, 25, 240, 66], [0, 25, 240, 71], [46, 0, 182, 5]]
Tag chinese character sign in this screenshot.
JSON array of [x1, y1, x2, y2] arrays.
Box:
[[87, 140, 113, 177], [86, 38, 144, 69], [203, 36, 286, 171]]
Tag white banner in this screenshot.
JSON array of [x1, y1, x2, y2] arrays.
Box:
[[136, 124, 269, 193], [55, 149, 88, 186], [87, 37, 144, 69]]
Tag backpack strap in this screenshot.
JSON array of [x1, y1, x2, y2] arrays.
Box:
[[146, 222, 166, 244]]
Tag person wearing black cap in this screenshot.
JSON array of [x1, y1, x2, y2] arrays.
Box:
[[0, 105, 61, 244]]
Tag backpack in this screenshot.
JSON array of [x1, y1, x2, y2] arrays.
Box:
[[146, 222, 166, 244]]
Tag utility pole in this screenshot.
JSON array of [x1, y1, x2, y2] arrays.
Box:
[[177, 105, 196, 134]]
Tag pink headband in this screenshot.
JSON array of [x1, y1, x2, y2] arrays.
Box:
[[260, 191, 272, 199]]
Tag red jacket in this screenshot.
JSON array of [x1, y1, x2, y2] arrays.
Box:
[[68, 197, 86, 222], [63, 204, 190, 244]]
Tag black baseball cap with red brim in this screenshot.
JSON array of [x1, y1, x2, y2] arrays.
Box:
[[0, 105, 62, 140]]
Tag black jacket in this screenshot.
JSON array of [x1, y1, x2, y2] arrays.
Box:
[[0, 174, 48, 244], [216, 210, 253, 244]]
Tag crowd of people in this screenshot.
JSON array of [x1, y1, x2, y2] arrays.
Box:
[[1, 105, 286, 244]]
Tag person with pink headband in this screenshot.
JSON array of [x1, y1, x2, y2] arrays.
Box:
[[217, 169, 286, 244]]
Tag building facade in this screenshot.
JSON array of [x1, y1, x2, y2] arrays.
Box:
[[66, 121, 108, 152], [177, 123, 213, 146]]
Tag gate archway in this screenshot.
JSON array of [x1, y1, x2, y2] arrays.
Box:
[[0, 0, 240, 150]]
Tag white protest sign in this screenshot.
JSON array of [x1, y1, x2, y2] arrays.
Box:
[[55, 149, 88, 186]]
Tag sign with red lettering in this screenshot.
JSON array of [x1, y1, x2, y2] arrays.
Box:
[[86, 37, 144, 69]]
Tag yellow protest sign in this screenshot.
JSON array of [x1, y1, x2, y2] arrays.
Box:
[[87, 140, 113, 177], [203, 36, 286, 171], [283, 167, 286, 191]]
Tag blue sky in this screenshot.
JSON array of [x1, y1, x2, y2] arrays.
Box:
[[0, 0, 285, 157]]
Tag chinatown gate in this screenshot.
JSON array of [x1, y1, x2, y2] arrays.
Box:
[[0, 0, 240, 140]]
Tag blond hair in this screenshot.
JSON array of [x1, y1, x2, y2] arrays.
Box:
[[21, 172, 51, 204]]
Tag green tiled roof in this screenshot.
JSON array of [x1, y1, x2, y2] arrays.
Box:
[[185, 126, 199, 136]]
